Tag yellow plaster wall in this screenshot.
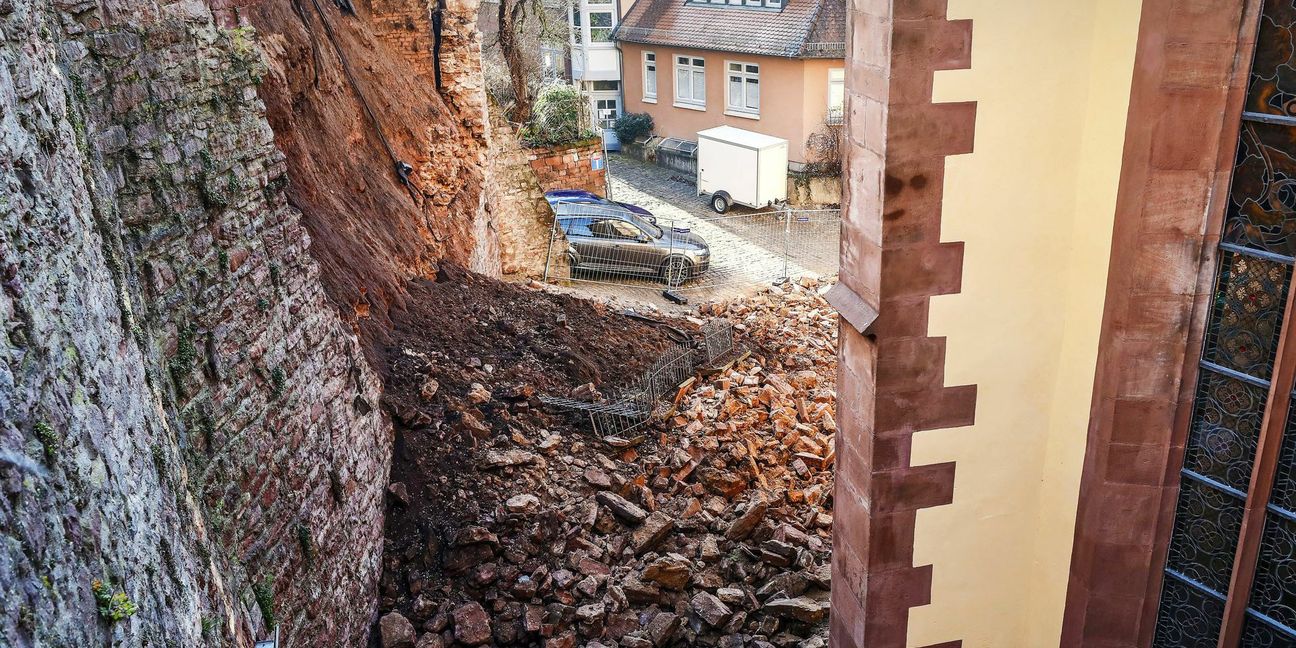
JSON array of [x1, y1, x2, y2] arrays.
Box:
[[905, 1, 1144, 646]]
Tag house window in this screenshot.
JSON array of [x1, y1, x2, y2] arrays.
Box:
[[1151, 5, 1296, 646], [827, 68, 845, 124], [674, 56, 705, 108], [570, 0, 615, 45], [589, 9, 613, 42], [571, 9, 583, 45], [725, 62, 759, 117], [644, 52, 658, 102]]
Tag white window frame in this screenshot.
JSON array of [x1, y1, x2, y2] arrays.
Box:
[[587, 7, 614, 43], [643, 51, 658, 103], [673, 55, 706, 110], [724, 60, 760, 118], [827, 67, 845, 124], [570, 0, 616, 47]]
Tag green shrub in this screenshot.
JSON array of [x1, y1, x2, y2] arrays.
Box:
[[92, 580, 138, 623], [521, 85, 598, 148], [614, 112, 653, 144]]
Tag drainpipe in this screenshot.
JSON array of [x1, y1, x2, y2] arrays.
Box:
[[607, 0, 626, 200]]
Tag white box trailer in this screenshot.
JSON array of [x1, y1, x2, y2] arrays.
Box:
[[696, 126, 789, 213]]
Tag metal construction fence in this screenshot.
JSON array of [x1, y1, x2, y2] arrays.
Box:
[[539, 319, 736, 436], [542, 203, 840, 300]]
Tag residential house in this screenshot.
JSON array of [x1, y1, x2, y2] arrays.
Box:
[[828, 1, 1296, 647], [568, 0, 631, 126], [610, 0, 845, 169]]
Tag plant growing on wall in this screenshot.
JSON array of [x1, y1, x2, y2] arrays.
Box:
[[614, 112, 653, 144], [804, 118, 844, 175], [521, 84, 597, 147], [92, 580, 138, 623]]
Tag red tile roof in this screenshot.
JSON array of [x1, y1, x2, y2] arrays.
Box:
[[613, 0, 845, 59]]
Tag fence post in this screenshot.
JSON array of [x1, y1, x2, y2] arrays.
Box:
[[543, 212, 557, 283], [782, 205, 791, 282]]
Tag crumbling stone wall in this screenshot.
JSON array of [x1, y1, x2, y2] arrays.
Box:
[[1, 1, 388, 646], [482, 108, 556, 277], [527, 138, 607, 196]]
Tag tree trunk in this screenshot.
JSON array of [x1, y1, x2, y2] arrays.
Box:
[[497, 0, 532, 123]]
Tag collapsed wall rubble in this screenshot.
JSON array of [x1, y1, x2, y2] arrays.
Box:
[[377, 276, 837, 647]]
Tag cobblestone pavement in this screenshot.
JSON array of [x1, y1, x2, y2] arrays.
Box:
[[541, 154, 838, 309]]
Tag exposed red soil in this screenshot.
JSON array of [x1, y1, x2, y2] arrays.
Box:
[[243, 0, 484, 353]]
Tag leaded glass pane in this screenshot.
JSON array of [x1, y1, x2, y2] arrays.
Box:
[[1241, 614, 1296, 647], [1184, 368, 1267, 491], [1247, 514, 1296, 629], [1201, 251, 1290, 380], [1246, 0, 1296, 117], [1225, 121, 1296, 257], [1165, 477, 1246, 594], [1153, 578, 1226, 648]]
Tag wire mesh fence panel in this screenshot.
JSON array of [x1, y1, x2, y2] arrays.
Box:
[[543, 204, 840, 300], [539, 323, 735, 436], [701, 319, 735, 364]]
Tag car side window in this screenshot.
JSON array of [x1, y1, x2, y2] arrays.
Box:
[[561, 218, 593, 236], [609, 221, 642, 240], [589, 220, 615, 239]]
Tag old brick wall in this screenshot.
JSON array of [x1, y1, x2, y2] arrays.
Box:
[[1, 1, 388, 647], [483, 109, 559, 277], [527, 139, 608, 196], [236, 0, 495, 340]]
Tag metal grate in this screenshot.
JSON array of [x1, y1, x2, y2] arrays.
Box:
[[540, 322, 734, 435]]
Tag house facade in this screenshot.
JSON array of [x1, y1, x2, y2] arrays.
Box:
[[829, 0, 1296, 647], [612, 0, 845, 168], [568, 0, 628, 125]]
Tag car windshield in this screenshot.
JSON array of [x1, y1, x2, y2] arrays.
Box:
[[556, 199, 662, 238], [622, 212, 662, 238]]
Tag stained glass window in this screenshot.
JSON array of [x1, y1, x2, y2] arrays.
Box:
[[1153, 0, 1296, 644]]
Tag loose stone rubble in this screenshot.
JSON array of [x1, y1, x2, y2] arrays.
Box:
[[380, 279, 837, 647]]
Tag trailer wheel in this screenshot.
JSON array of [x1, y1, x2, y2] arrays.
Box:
[[710, 192, 731, 214]]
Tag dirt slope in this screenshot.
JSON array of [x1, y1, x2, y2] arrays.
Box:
[[244, 0, 485, 349]]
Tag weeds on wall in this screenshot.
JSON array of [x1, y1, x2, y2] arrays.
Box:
[[252, 576, 275, 628], [520, 85, 598, 148], [34, 421, 60, 459], [92, 579, 138, 623], [803, 118, 844, 175]]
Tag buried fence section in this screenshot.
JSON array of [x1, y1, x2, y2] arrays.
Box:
[[542, 205, 840, 299], [540, 320, 736, 436]]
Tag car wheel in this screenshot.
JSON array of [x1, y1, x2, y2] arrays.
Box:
[[661, 256, 692, 288], [711, 193, 730, 214]]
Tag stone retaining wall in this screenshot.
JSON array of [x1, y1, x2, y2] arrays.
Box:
[[527, 139, 607, 196], [1, 2, 388, 646]]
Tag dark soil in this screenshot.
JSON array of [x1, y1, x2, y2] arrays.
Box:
[[374, 270, 835, 648], [380, 265, 679, 585]]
